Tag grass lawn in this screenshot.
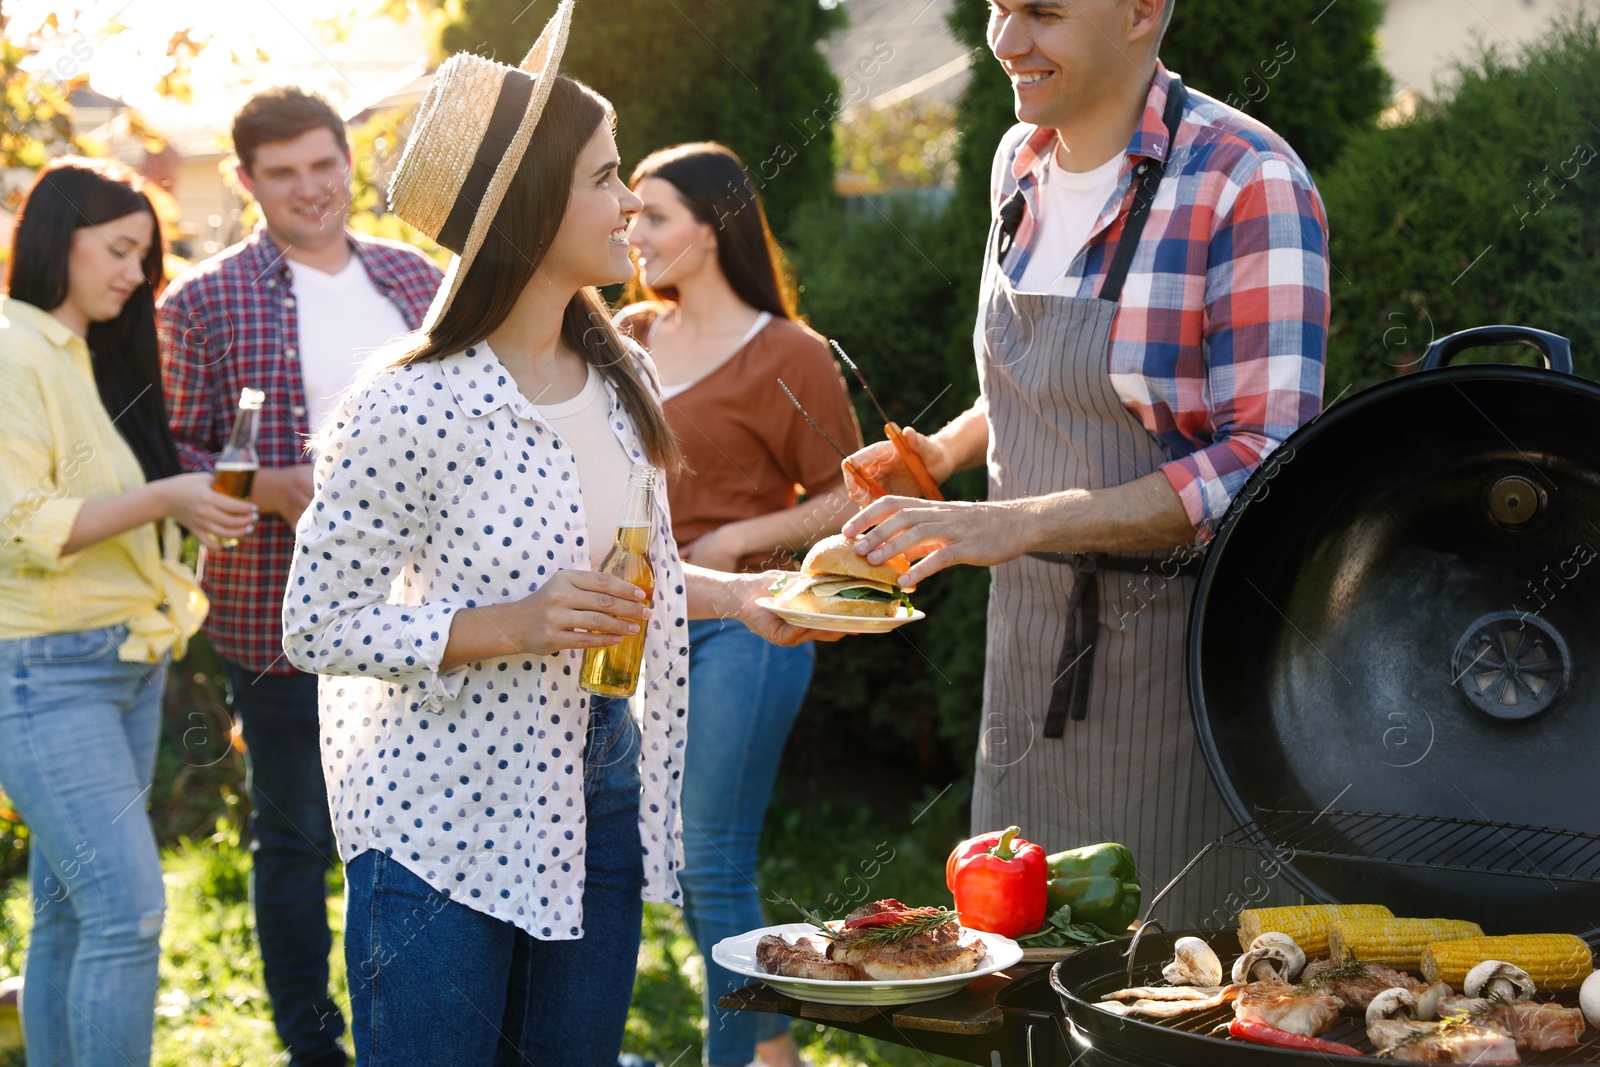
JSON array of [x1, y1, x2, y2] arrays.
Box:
[[0, 784, 974, 1066]]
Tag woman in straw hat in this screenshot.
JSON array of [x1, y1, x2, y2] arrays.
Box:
[[281, 3, 837, 1063]]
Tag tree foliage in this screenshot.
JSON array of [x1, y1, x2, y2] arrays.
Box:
[[1317, 9, 1600, 393], [437, 0, 845, 235]]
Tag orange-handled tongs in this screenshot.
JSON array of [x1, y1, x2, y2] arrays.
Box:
[[777, 378, 886, 498], [829, 341, 945, 501]]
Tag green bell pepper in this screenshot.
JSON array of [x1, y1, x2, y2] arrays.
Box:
[[1043, 842, 1141, 932]]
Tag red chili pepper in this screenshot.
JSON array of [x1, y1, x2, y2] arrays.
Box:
[[1229, 1018, 1364, 1057], [948, 825, 1048, 939], [841, 903, 939, 930]]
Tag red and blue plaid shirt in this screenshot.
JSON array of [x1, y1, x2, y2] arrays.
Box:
[[993, 64, 1329, 539], [158, 228, 442, 673]]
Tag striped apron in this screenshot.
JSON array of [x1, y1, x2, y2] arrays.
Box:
[[970, 81, 1285, 929]]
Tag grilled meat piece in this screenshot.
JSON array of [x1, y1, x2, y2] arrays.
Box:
[[1103, 984, 1231, 1002], [1369, 1018, 1520, 1063], [1233, 980, 1343, 1036], [830, 901, 983, 981], [1098, 985, 1238, 1018], [755, 933, 865, 981], [1438, 997, 1586, 1052], [1301, 957, 1429, 1010]]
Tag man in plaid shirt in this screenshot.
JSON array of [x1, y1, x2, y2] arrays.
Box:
[[842, 0, 1328, 926], [159, 88, 441, 1067]]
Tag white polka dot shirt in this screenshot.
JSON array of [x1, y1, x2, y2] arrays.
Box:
[[282, 342, 690, 940]]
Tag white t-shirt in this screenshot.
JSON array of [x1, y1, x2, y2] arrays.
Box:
[[534, 363, 632, 569], [1017, 149, 1124, 295], [290, 256, 413, 434]]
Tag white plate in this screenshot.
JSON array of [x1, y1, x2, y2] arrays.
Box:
[[754, 597, 925, 634], [712, 922, 1024, 1006]]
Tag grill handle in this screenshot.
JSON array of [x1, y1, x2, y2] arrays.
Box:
[[1420, 325, 1574, 374]]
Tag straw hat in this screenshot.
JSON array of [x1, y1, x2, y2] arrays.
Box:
[[388, 0, 573, 331]]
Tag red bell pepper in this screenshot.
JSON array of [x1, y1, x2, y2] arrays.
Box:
[[946, 832, 1002, 892], [947, 825, 1047, 939], [1229, 1019, 1364, 1057]]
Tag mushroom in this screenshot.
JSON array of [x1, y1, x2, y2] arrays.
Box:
[[1464, 960, 1535, 1003], [1415, 981, 1452, 1021], [1162, 937, 1224, 987], [1230, 933, 1307, 984], [1367, 986, 1419, 1026], [1579, 969, 1600, 1027]]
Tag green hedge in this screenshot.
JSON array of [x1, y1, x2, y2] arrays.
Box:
[[1318, 9, 1600, 393], [783, 199, 987, 781]]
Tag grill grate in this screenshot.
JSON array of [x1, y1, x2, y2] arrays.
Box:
[[1211, 808, 1600, 883]]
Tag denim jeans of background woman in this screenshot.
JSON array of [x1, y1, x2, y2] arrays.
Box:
[[0, 624, 169, 1067], [679, 617, 816, 1066], [343, 695, 644, 1066]]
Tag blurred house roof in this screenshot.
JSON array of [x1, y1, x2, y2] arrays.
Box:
[[1379, 0, 1557, 93], [820, 0, 972, 111]]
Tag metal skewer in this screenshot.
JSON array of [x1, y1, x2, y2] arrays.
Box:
[[777, 377, 886, 498], [829, 340, 945, 501]]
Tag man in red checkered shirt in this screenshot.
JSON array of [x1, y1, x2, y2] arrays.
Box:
[[159, 87, 441, 1067], [842, 0, 1328, 929]]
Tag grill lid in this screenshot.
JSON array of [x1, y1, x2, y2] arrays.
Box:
[[1187, 327, 1600, 938]]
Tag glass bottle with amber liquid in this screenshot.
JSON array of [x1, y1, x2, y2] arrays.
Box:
[[211, 387, 264, 547], [580, 464, 657, 698]]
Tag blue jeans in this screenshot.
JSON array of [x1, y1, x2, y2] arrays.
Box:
[[343, 696, 644, 1066], [220, 661, 346, 1067], [0, 625, 167, 1067], [680, 618, 815, 1066]]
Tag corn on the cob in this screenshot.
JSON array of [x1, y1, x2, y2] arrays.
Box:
[[1326, 917, 1484, 970], [1236, 904, 1393, 956], [1421, 934, 1594, 991]]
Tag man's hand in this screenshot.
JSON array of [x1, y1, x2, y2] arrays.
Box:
[[840, 425, 951, 506], [253, 465, 316, 527], [842, 497, 1038, 588]]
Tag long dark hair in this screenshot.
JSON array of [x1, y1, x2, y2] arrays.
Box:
[[624, 141, 796, 319], [390, 76, 681, 471], [6, 157, 180, 482]]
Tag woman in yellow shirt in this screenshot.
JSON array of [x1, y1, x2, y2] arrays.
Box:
[[0, 157, 255, 1067]]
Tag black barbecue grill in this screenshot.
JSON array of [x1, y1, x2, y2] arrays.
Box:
[[723, 327, 1600, 1065]]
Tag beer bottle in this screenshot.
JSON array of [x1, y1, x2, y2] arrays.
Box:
[[580, 464, 657, 698], [211, 387, 264, 548]]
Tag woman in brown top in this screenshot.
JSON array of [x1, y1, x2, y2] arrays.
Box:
[[617, 141, 860, 1067]]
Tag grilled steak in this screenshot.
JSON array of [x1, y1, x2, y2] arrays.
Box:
[[755, 933, 865, 981], [1233, 980, 1344, 1036], [1439, 996, 1586, 1052], [829, 900, 983, 981], [1370, 1018, 1519, 1063], [1301, 957, 1429, 1010]]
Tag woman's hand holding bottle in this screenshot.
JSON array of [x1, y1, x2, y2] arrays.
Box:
[[158, 472, 258, 550], [509, 570, 652, 657]]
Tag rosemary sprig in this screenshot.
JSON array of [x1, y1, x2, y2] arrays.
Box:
[[767, 895, 836, 938], [839, 907, 962, 948], [1296, 955, 1369, 992]]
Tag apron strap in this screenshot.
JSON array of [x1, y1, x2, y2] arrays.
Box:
[[1098, 76, 1187, 305], [1034, 550, 1204, 737]]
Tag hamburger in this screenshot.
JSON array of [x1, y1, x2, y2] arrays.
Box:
[[769, 534, 915, 619]]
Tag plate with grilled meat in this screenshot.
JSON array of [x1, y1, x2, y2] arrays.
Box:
[[713, 900, 1024, 1006]]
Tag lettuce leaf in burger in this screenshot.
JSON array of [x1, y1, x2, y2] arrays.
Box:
[[769, 534, 915, 619]]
